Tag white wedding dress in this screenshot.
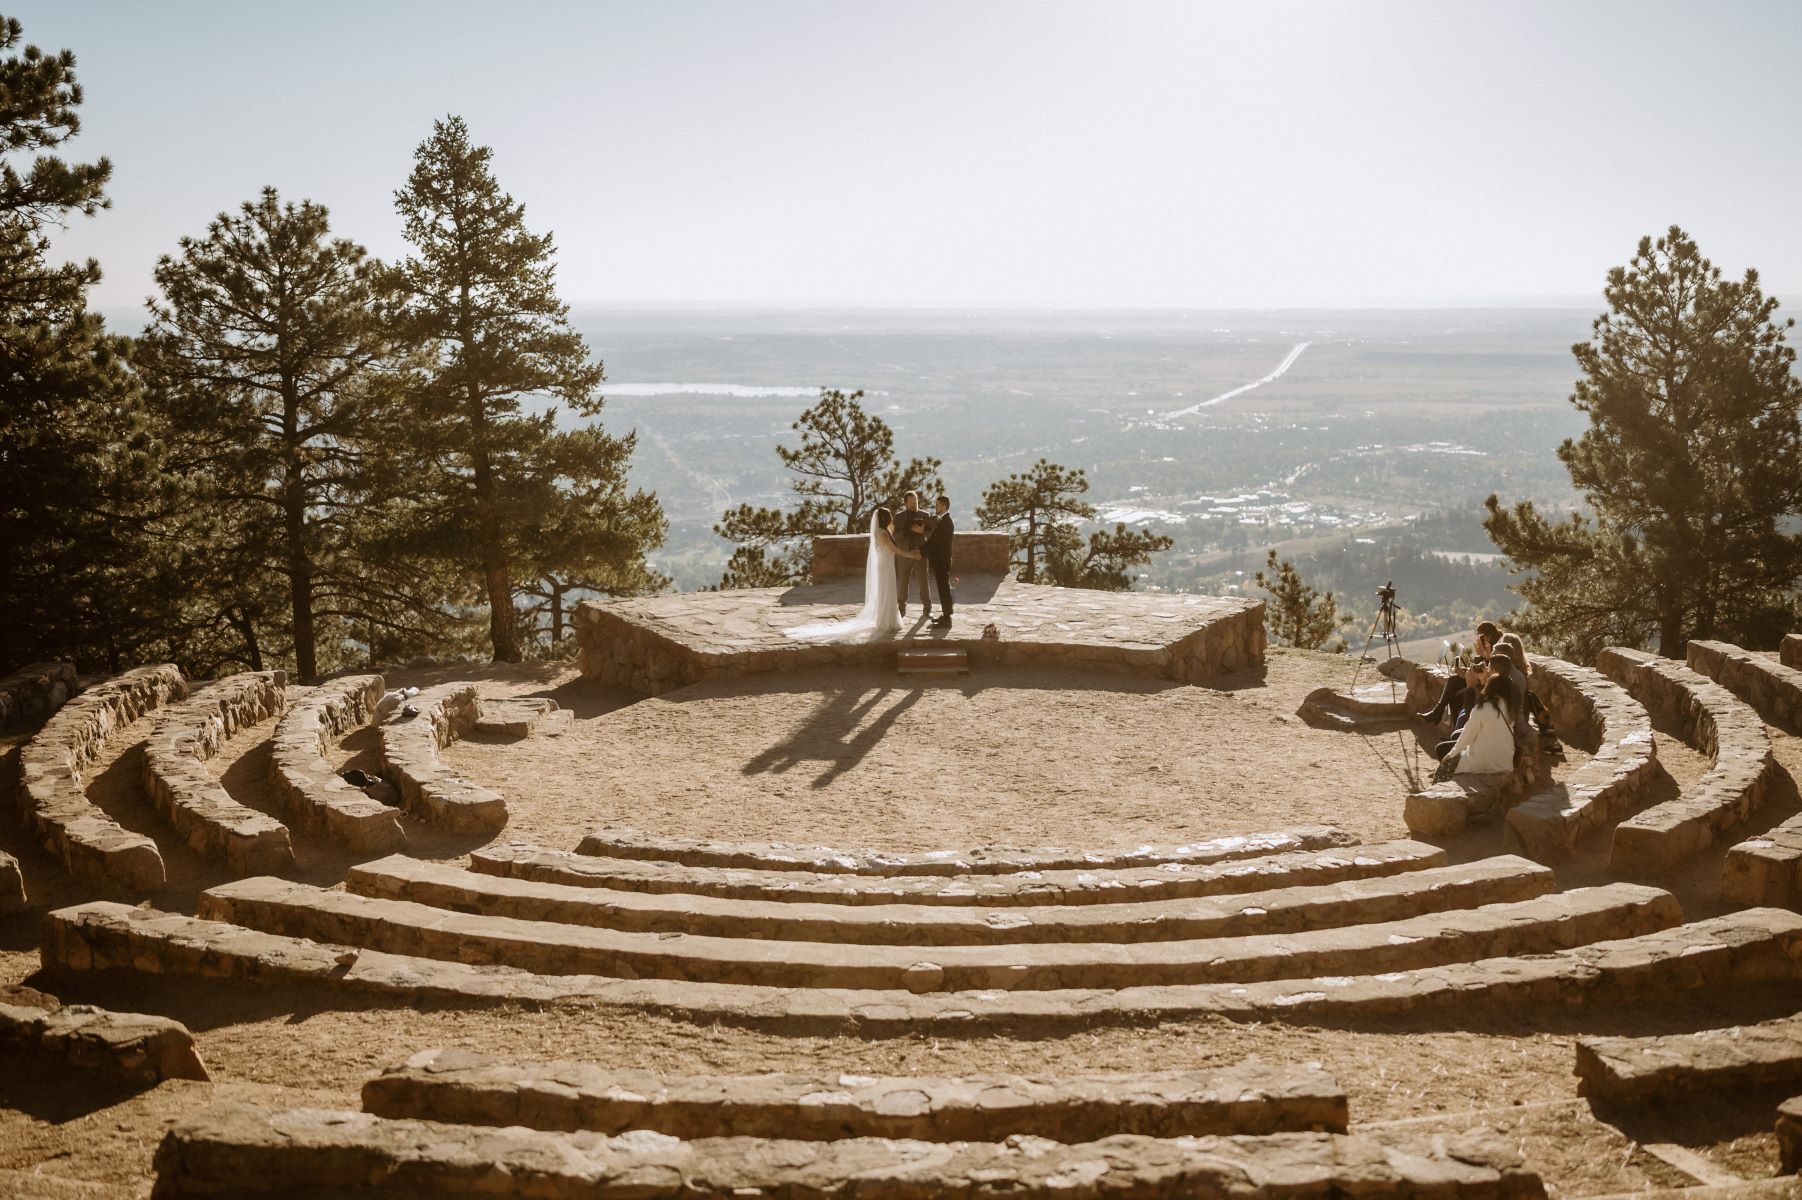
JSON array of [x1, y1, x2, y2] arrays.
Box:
[[785, 513, 901, 643]]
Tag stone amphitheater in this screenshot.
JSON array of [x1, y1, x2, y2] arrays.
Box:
[[3, 537, 1802, 1198]]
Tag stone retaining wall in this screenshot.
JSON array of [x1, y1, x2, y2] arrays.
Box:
[[142, 672, 293, 876], [1503, 658, 1657, 863], [269, 675, 403, 856], [474, 838, 1448, 908], [1596, 647, 1776, 875], [1, 995, 207, 1088], [151, 1105, 1545, 1199], [17, 664, 183, 893], [1687, 639, 1802, 729], [0, 661, 77, 730], [364, 1051, 1349, 1140], [40, 901, 1802, 1029], [378, 683, 506, 833], [811, 531, 1012, 580]]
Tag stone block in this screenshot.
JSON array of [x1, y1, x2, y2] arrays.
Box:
[[1779, 1095, 1802, 1175], [1723, 819, 1802, 909], [151, 1105, 1544, 1198], [1783, 634, 1802, 672], [1574, 1013, 1802, 1105], [0, 852, 23, 914], [379, 682, 507, 833], [0, 997, 207, 1088], [475, 838, 1449, 908], [364, 1052, 1350, 1140], [810, 531, 1012, 580]]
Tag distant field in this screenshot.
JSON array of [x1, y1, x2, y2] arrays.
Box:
[[567, 307, 1593, 610]]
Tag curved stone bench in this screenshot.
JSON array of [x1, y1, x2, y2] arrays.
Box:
[[379, 683, 506, 833], [1, 995, 208, 1088], [1687, 639, 1802, 729], [1574, 1012, 1802, 1105], [350, 853, 1553, 946], [1503, 657, 1657, 863], [365, 1052, 1348, 1140], [153, 1105, 1542, 1200], [17, 664, 184, 893], [475, 839, 1448, 908], [142, 672, 294, 875], [573, 824, 1355, 876], [196, 876, 1678, 992], [43, 901, 1802, 1029], [1597, 647, 1775, 874], [269, 675, 403, 856]]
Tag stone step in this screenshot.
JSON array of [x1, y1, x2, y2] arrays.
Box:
[[572, 823, 1357, 876], [896, 647, 968, 677], [349, 853, 1554, 946], [1297, 682, 1410, 728], [41, 902, 1802, 1029], [1574, 1013, 1802, 1105], [151, 1105, 1544, 1198], [473, 697, 560, 738], [471, 838, 1449, 907], [363, 1052, 1348, 1140], [1597, 647, 1777, 875], [196, 876, 1679, 992], [1, 995, 207, 1088]]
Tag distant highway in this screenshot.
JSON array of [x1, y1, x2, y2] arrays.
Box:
[[1165, 341, 1311, 417]]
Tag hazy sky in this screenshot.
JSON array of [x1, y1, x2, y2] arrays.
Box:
[[17, 0, 1802, 312]]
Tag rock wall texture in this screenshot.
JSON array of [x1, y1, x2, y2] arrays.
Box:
[[0, 660, 77, 730], [1596, 647, 1775, 875], [141, 671, 293, 876], [269, 674, 403, 856], [379, 683, 507, 833], [811, 531, 1013, 580], [17, 664, 185, 893], [0, 995, 207, 1088], [1687, 640, 1802, 729]]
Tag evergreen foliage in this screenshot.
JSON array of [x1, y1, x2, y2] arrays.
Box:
[[1484, 227, 1802, 658], [1253, 549, 1345, 649], [976, 459, 1172, 589], [714, 388, 941, 588], [390, 115, 662, 660]]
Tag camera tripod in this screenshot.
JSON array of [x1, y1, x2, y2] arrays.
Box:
[[1348, 583, 1403, 694]]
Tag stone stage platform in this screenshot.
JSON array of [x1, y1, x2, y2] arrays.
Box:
[[574, 575, 1265, 695]]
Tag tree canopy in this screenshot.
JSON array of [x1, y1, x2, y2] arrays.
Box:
[[1484, 227, 1802, 658], [976, 459, 1172, 590]]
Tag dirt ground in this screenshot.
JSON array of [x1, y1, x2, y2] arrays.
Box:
[[2, 648, 1800, 1198]]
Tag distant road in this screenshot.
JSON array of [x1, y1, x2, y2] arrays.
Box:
[[1165, 341, 1311, 417]]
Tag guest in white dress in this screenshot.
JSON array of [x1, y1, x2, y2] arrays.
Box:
[[1445, 674, 1516, 775]]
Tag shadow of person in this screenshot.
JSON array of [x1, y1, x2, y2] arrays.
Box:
[[740, 685, 922, 788]]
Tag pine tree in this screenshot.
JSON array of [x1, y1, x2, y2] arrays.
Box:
[[0, 15, 181, 671], [391, 116, 660, 660], [1485, 227, 1802, 658], [714, 388, 941, 588], [140, 188, 418, 681], [976, 459, 1172, 589], [1253, 550, 1344, 649]]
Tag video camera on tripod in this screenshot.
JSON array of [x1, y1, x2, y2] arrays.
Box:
[[1349, 581, 1403, 690]]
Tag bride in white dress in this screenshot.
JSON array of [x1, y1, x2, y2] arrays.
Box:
[[785, 507, 918, 643]]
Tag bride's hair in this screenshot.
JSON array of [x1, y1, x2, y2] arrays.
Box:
[[873, 507, 892, 530]]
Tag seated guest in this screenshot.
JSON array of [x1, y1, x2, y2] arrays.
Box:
[[1436, 674, 1517, 774], [1419, 654, 1486, 725], [1486, 646, 1527, 726], [1474, 620, 1502, 658], [1499, 631, 1555, 733]]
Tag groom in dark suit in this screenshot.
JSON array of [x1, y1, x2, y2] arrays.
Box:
[[924, 494, 954, 627]]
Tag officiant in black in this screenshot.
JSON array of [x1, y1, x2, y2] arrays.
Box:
[[924, 494, 954, 628]]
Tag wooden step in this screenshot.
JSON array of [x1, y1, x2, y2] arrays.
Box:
[[897, 647, 968, 676]]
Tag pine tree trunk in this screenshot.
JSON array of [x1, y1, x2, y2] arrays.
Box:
[[281, 379, 318, 683], [550, 582, 565, 648], [471, 450, 521, 663]]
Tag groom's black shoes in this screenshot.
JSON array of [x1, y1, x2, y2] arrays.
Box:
[[932, 615, 952, 628]]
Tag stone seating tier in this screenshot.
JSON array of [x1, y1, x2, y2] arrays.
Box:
[[1, 995, 208, 1088], [378, 682, 507, 833], [151, 1105, 1546, 1200], [1684, 640, 1802, 907], [141, 671, 294, 875], [1574, 1012, 1802, 1105], [364, 1051, 1349, 1140], [17, 663, 184, 893], [0, 660, 76, 730], [473, 838, 1450, 908], [1596, 647, 1775, 875], [348, 853, 1555, 947], [573, 578, 1265, 695], [1503, 657, 1657, 862], [41, 901, 1802, 1029], [268, 674, 404, 856], [194, 876, 1679, 992], [572, 824, 1354, 877]]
